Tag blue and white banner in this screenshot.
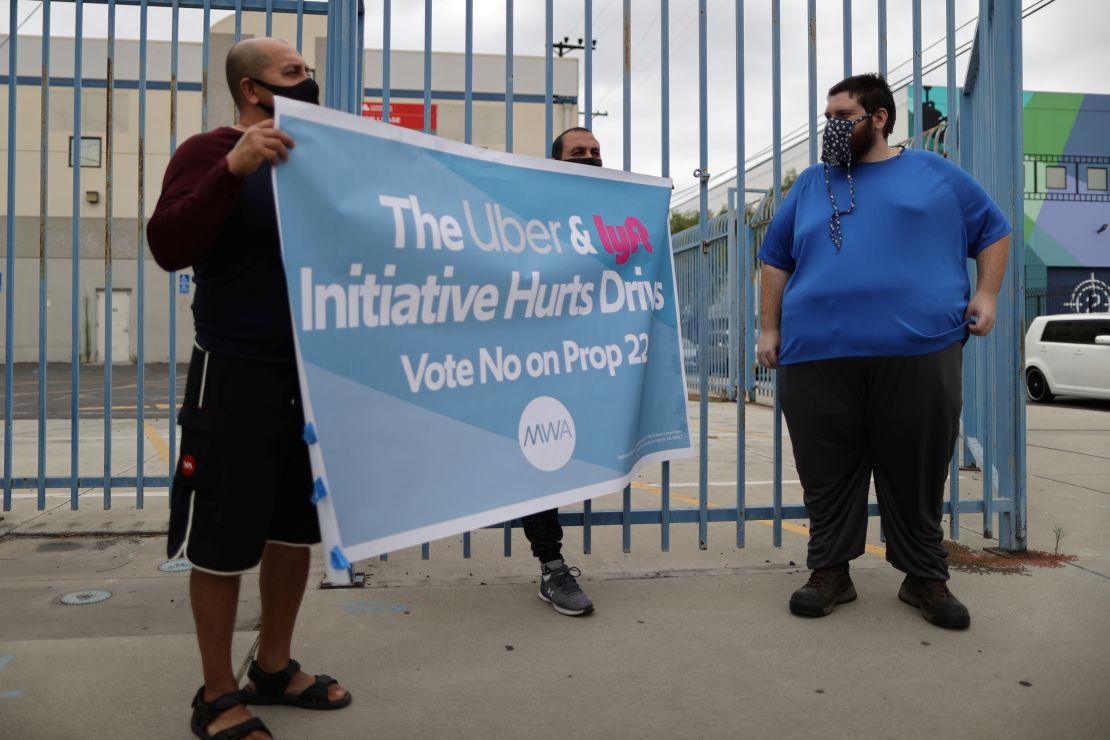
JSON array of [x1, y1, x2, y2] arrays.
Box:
[[273, 100, 692, 583]]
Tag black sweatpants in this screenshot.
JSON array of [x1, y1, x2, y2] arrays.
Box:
[[521, 508, 563, 564], [777, 342, 962, 581]]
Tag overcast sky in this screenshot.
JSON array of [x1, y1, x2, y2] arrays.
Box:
[[4, 0, 1107, 195]]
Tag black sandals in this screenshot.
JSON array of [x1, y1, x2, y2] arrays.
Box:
[[244, 658, 352, 710], [191, 688, 272, 740]]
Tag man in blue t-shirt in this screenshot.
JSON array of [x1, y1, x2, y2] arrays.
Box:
[[757, 74, 1011, 630]]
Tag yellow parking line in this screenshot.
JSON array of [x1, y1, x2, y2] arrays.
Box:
[[143, 421, 172, 468], [629, 481, 887, 558], [77, 403, 173, 411]]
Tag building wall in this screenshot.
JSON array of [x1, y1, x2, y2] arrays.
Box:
[[1, 24, 579, 362], [1020, 91, 1110, 306], [0, 216, 195, 364], [676, 87, 1110, 316]]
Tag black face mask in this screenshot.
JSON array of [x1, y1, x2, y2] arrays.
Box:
[[565, 156, 603, 167], [251, 76, 320, 115]]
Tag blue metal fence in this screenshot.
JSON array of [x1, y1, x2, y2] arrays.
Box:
[[1, 0, 1027, 555], [670, 1, 1027, 551]]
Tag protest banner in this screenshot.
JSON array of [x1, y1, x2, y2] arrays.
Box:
[[272, 99, 692, 583]]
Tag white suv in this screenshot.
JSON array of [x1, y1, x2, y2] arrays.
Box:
[[1025, 314, 1110, 402]]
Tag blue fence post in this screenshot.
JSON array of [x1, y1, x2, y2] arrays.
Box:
[[733, 0, 746, 548], [2, 0, 17, 512], [744, 221, 756, 401], [807, 0, 817, 166], [945, 0, 959, 538], [104, 0, 118, 510], [356, 1, 364, 102], [297, 0, 305, 54], [696, 0, 710, 550], [660, 0, 671, 554], [202, 0, 210, 132], [136, 0, 149, 509], [877, 0, 887, 79], [382, 0, 390, 122], [584, 0, 593, 132], [168, 0, 180, 488], [978, 0, 995, 542], [37, 4, 53, 510], [326, 0, 360, 114], [623, 0, 632, 173], [71, 0, 86, 510], [505, 0, 513, 154], [544, 0, 553, 156], [959, 86, 979, 470], [1007, 0, 1028, 553], [911, 0, 922, 147], [423, 0, 432, 134], [991, 1, 1027, 552], [727, 190, 738, 403], [842, 0, 852, 78], [945, 0, 957, 157], [770, 0, 783, 549], [460, 0, 473, 559]]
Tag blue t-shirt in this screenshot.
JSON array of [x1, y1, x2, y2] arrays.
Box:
[[757, 149, 1012, 365]]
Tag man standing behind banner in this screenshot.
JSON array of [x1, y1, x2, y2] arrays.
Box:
[[501, 127, 605, 618], [757, 74, 1010, 630], [149, 38, 350, 739]]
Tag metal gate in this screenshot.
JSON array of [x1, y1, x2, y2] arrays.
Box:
[[1, 0, 1027, 555]]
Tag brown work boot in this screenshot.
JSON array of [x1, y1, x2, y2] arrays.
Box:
[[789, 564, 857, 617], [898, 575, 971, 630]]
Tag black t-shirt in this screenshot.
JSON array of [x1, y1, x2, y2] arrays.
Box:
[[148, 128, 296, 365]]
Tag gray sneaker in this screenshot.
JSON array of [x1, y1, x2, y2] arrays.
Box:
[[538, 559, 594, 616]]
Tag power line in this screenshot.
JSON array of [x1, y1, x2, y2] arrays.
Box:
[[673, 0, 1054, 202], [0, 2, 45, 52], [592, 0, 717, 114]]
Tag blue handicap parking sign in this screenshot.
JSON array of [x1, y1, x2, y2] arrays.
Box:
[[179, 274, 190, 294]]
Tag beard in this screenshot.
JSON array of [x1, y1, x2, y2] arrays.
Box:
[[850, 122, 877, 160]]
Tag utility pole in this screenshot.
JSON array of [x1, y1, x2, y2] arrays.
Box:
[[552, 36, 597, 57]]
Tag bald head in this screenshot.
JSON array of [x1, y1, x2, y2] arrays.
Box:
[[226, 38, 277, 108], [226, 37, 315, 117]]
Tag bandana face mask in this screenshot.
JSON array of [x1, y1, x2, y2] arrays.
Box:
[[821, 113, 870, 165], [820, 112, 871, 250]]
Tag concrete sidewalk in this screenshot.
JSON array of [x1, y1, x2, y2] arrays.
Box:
[[1, 399, 1108, 739]]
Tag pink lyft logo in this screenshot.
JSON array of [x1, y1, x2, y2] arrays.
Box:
[[592, 215, 653, 265]]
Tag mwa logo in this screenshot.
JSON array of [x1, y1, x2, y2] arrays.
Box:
[[518, 396, 577, 472], [593, 215, 653, 265]]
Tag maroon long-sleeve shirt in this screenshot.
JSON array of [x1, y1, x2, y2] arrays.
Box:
[[148, 128, 296, 364]]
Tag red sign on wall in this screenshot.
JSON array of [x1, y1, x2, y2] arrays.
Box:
[[362, 101, 437, 131]]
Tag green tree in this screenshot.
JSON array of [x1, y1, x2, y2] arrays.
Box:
[[669, 210, 700, 234], [670, 205, 732, 234], [781, 167, 798, 192]]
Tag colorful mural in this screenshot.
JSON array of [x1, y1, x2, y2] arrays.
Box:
[[909, 87, 1110, 310]]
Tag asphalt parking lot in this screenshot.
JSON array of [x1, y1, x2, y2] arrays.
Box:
[[1, 364, 187, 420]]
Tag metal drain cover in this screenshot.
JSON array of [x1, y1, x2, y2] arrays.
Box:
[[61, 590, 112, 606], [159, 559, 193, 573]]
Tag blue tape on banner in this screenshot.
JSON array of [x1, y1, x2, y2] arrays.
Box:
[[310, 478, 328, 504], [330, 546, 351, 570], [303, 423, 318, 445]]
